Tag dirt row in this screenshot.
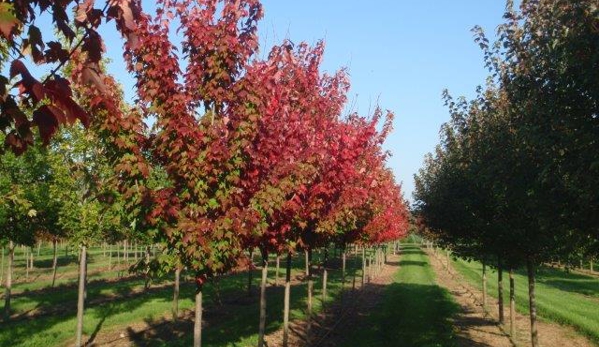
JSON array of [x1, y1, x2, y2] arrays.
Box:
[[427, 248, 595, 347]]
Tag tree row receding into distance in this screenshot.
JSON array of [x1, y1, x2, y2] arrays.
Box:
[[414, 1, 598, 347], [0, 1, 409, 347]]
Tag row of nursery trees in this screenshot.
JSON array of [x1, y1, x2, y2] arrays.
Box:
[[0, 0, 409, 346], [414, 1, 599, 347]]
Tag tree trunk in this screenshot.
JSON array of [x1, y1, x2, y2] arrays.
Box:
[[37, 242, 41, 257], [1, 246, 4, 284], [305, 249, 309, 276], [3, 241, 14, 321], [527, 258, 539, 347], [51, 239, 58, 288], [108, 244, 113, 270], [193, 284, 203, 347], [144, 246, 151, 291], [283, 253, 292, 347], [509, 268, 516, 337], [361, 247, 366, 287], [307, 248, 313, 343], [258, 254, 269, 347], [322, 249, 328, 310], [482, 262, 487, 312], [591, 260, 594, 273], [123, 240, 128, 264], [498, 260, 504, 325], [275, 255, 280, 286], [75, 245, 87, 347], [342, 250, 347, 288], [173, 266, 181, 321], [25, 247, 29, 280], [247, 250, 254, 296]]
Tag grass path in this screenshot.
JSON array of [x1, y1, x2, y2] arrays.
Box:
[[341, 244, 460, 347]]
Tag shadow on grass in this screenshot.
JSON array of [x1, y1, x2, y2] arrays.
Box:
[[534, 267, 599, 298]]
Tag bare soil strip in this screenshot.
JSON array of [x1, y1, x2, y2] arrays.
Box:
[[427, 248, 596, 347]]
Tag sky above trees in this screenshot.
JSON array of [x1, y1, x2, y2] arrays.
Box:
[[88, 1, 508, 200]]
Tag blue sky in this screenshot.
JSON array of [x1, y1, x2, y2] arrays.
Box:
[[95, 1, 507, 201], [257, 1, 507, 201]]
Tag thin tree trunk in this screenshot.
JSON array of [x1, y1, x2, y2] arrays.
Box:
[[75, 245, 87, 347], [144, 245, 151, 291], [0, 246, 4, 284], [527, 258, 539, 347], [123, 240, 128, 264], [258, 253, 268, 347], [275, 255, 280, 286], [3, 241, 14, 321], [509, 268, 516, 337], [361, 247, 366, 287], [37, 242, 41, 257], [108, 244, 112, 270], [247, 249, 254, 296], [25, 247, 29, 280], [482, 262, 487, 312], [591, 260, 594, 273], [51, 239, 58, 288], [173, 266, 181, 321], [498, 259, 504, 325], [283, 253, 292, 347], [305, 249, 309, 276], [342, 250, 346, 288], [322, 249, 328, 310], [307, 248, 313, 344], [193, 284, 203, 347]]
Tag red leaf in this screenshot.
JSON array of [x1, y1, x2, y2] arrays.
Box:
[[32, 105, 60, 145], [82, 29, 104, 63], [10, 60, 29, 79]]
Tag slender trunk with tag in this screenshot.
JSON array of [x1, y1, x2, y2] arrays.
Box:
[[75, 245, 87, 347], [51, 239, 58, 287], [509, 268, 516, 337], [482, 262, 487, 312], [193, 283, 203, 347], [258, 253, 268, 347], [361, 247, 366, 287], [322, 249, 328, 310], [275, 255, 280, 286], [173, 266, 181, 321], [527, 258, 539, 347], [283, 253, 292, 347], [498, 257, 504, 325], [247, 249, 254, 296], [3, 241, 14, 321], [307, 248, 313, 343], [0, 246, 4, 284]]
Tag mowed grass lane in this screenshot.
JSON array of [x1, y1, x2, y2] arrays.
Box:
[[451, 256, 599, 343], [341, 244, 460, 347], [0, 251, 357, 347]]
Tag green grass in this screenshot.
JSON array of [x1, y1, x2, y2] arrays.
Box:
[[341, 244, 460, 347], [0, 249, 364, 347], [451, 255, 599, 343]]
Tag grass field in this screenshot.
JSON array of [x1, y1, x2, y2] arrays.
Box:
[[341, 244, 460, 347], [450, 255, 599, 343], [1, 244, 364, 347]]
